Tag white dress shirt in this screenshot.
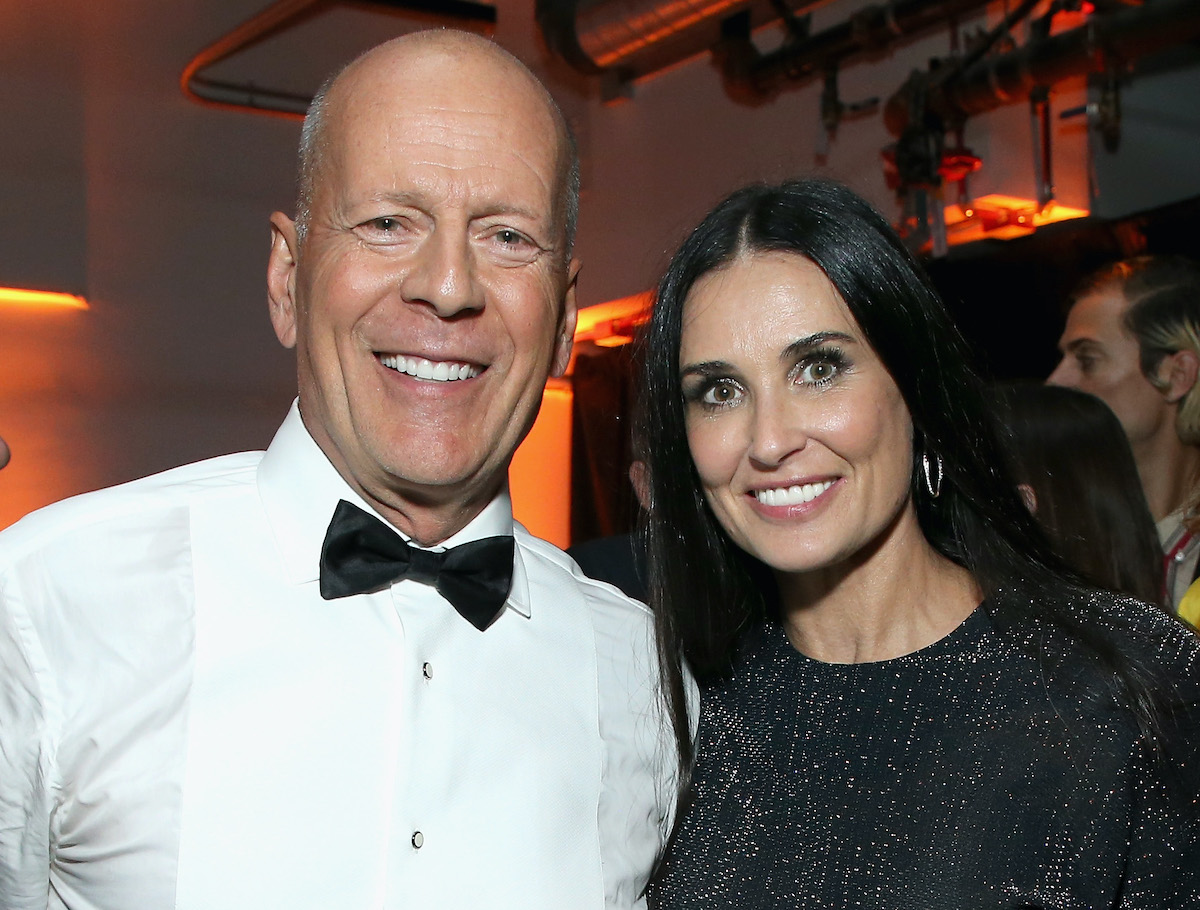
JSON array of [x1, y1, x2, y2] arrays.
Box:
[[0, 403, 682, 910]]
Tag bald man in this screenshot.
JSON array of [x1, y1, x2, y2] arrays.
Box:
[[0, 32, 683, 910]]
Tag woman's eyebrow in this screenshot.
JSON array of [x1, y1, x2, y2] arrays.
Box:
[[781, 331, 856, 362], [679, 360, 734, 379]]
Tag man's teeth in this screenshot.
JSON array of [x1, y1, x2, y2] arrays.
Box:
[[754, 481, 834, 507], [379, 354, 480, 382]]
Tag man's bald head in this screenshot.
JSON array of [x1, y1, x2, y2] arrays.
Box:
[[294, 30, 579, 257]]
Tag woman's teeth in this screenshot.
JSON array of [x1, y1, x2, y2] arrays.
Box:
[[754, 480, 834, 507]]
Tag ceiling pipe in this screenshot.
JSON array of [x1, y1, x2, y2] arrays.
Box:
[[181, 0, 496, 118], [724, 0, 994, 98], [181, 0, 331, 119], [537, 0, 791, 82], [884, 0, 1200, 132]]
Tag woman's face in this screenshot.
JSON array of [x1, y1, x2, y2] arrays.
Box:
[[679, 251, 916, 576]]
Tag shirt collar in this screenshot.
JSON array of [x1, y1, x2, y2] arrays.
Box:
[[257, 401, 531, 618]]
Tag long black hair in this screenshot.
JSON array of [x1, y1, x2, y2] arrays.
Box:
[[990, 383, 1164, 607], [640, 178, 1173, 773]]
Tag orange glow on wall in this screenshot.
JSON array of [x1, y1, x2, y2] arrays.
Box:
[[943, 195, 1089, 246], [0, 288, 89, 310], [573, 291, 652, 349], [509, 380, 573, 549]]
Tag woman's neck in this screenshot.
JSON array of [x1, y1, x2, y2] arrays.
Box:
[[777, 509, 980, 665]]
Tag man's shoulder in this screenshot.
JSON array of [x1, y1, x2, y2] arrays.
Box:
[[514, 525, 653, 622], [0, 451, 264, 562]]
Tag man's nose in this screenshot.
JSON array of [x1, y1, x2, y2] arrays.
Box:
[[400, 228, 483, 317], [1045, 357, 1074, 387]]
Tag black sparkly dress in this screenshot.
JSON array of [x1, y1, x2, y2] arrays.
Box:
[[650, 594, 1200, 909]]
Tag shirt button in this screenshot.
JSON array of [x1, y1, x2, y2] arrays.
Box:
[[422, 662, 433, 680], [411, 831, 424, 849]]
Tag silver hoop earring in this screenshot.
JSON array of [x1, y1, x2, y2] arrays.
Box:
[[922, 452, 943, 499]]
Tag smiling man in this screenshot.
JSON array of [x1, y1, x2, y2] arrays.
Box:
[[0, 32, 680, 910]]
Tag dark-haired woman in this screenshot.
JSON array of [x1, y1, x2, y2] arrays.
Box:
[[643, 179, 1200, 908], [991, 382, 1164, 606]]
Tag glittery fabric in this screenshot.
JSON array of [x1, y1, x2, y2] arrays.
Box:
[[650, 593, 1200, 909]]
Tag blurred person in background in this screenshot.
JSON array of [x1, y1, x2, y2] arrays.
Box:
[[0, 433, 9, 471], [990, 383, 1164, 607], [1048, 255, 1200, 607], [567, 458, 651, 600]]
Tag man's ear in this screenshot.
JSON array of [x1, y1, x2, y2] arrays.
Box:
[[550, 258, 581, 378], [267, 212, 301, 350], [1159, 349, 1200, 404]]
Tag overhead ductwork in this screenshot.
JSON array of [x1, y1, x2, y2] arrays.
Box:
[[537, 0, 792, 85], [883, 0, 1200, 135]]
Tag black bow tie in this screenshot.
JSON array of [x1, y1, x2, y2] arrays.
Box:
[[319, 500, 515, 631]]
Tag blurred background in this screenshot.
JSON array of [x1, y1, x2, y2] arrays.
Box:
[[2, 0, 1198, 543]]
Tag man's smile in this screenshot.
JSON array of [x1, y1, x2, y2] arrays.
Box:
[[377, 353, 483, 382]]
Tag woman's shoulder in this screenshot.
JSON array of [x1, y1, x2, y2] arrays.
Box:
[[990, 583, 1200, 716]]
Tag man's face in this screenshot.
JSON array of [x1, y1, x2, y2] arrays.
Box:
[[1047, 286, 1169, 448], [268, 44, 578, 538]]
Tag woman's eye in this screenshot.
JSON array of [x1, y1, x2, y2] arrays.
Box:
[[799, 359, 839, 385], [701, 381, 742, 406]]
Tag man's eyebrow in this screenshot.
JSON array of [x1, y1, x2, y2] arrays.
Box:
[[358, 193, 545, 221], [1063, 337, 1101, 352]]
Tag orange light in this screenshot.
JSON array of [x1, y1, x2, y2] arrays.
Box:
[[574, 291, 652, 347], [509, 381, 573, 548], [941, 195, 1089, 246], [0, 287, 89, 310]]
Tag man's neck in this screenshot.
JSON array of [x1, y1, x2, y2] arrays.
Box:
[[1134, 432, 1200, 521]]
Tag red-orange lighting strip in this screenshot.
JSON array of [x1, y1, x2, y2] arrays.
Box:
[[0, 288, 89, 310]]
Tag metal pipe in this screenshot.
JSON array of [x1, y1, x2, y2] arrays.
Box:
[[938, 0, 1200, 121], [181, 0, 496, 118], [740, 0, 993, 95], [180, 0, 331, 119], [577, 0, 757, 68], [537, 0, 799, 79]]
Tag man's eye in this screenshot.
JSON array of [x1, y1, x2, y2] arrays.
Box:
[[369, 217, 400, 232], [484, 227, 541, 264]]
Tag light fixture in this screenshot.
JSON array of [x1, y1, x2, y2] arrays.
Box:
[[0, 288, 89, 310], [941, 195, 1089, 247], [573, 291, 652, 348]]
